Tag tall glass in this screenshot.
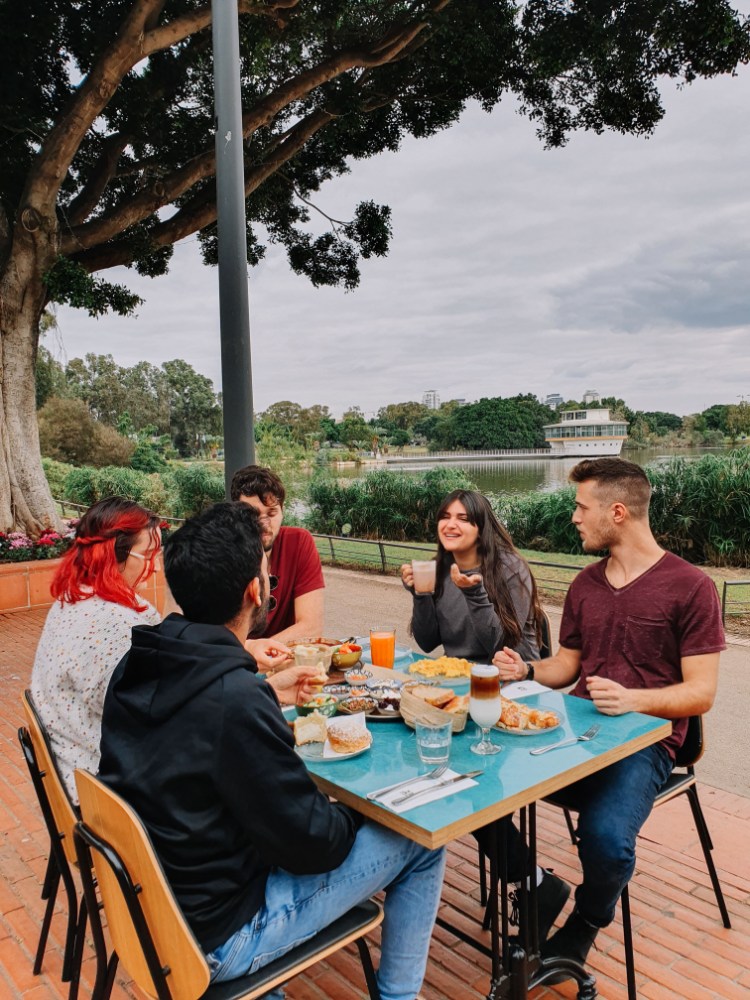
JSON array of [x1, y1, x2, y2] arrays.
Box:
[[370, 628, 396, 669], [469, 664, 502, 755]]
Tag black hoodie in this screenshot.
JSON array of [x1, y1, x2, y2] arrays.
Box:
[[98, 614, 361, 952]]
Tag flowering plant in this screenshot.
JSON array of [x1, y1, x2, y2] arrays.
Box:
[[0, 522, 77, 564]]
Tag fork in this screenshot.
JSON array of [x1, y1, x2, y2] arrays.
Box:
[[366, 765, 448, 801], [529, 723, 601, 756]]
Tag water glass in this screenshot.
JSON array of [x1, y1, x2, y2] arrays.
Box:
[[415, 720, 452, 765]]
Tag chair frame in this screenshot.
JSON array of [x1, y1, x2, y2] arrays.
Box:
[[18, 690, 86, 1000], [73, 769, 383, 1000], [551, 714, 731, 1000]]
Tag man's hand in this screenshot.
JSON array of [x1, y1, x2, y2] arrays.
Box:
[[587, 677, 638, 716], [245, 637, 293, 672], [493, 647, 528, 683], [266, 665, 327, 706], [450, 563, 482, 590]]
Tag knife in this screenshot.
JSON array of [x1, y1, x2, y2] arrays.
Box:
[[391, 770, 482, 806]]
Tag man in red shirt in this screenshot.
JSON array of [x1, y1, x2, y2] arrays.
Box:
[[230, 466, 325, 668], [495, 458, 725, 980]]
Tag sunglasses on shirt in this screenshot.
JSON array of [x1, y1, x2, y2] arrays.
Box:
[[268, 574, 278, 612]]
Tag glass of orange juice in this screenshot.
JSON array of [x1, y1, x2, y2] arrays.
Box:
[[370, 628, 396, 669]]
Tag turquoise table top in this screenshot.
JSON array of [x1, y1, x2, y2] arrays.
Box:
[[301, 691, 671, 849]]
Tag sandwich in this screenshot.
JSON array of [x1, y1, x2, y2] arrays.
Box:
[[293, 711, 328, 746]]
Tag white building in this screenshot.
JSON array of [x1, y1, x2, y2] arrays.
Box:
[[544, 408, 628, 457], [582, 389, 600, 405], [544, 393, 564, 409], [422, 389, 440, 410]]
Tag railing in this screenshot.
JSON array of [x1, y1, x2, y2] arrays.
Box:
[[311, 533, 581, 597], [384, 448, 552, 463], [721, 580, 750, 626], [54, 499, 184, 527]]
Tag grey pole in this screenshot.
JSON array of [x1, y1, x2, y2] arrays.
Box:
[[212, 0, 255, 495]]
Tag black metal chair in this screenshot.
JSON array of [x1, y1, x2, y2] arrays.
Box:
[[548, 714, 731, 1000], [73, 768, 384, 1000], [18, 690, 85, 1000]]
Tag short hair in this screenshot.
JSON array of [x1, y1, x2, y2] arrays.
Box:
[[51, 497, 160, 610], [569, 458, 651, 519], [229, 465, 285, 506], [164, 502, 264, 625]]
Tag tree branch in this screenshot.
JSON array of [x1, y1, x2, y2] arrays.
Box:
[[65, 133, 133, 227]]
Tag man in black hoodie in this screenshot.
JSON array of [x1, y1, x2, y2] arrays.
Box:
[[98, 502, 445, 1000]]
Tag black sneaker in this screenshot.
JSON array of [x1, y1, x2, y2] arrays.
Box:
[[540, 908, 599, 984], [508, 869, 571, 944]]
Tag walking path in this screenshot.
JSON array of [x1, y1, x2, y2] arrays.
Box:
[[0, 566, 748, 999]]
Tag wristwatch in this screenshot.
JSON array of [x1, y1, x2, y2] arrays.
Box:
[[525, 662, 535, 681]]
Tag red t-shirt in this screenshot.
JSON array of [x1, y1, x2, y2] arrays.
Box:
[[264, 527, 324, 637], [559, 552, 726, 759]]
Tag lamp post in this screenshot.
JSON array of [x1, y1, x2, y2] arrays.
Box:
[[212, 0, 255, 494]]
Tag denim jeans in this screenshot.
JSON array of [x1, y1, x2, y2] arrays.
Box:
[[552, 743, 673, 927], [206, 820, 446, 1000]]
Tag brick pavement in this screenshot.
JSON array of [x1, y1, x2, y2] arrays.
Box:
[[1, 607, 748, 1000]]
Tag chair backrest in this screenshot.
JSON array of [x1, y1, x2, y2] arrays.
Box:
[[674, 715, 704, 769], [74, 769, 210, 1000], [539, 609, 553, 660], [21, 690, 79, 866]]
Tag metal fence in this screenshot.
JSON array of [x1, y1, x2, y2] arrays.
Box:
[[721, 580, 750, 624]]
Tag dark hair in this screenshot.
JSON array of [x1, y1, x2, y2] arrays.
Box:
[[164, 502, 264, 625], [51, 497, 160, 610], [229, 465, 285, 506], [429, 489, 543, 649], [569, 458, 651, 519]]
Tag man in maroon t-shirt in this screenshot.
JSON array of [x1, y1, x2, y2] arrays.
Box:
[[495, 458, 725, 980], [230, 465, 325, 670]]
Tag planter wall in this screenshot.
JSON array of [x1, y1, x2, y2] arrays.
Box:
[[0, 559, 168, 615]]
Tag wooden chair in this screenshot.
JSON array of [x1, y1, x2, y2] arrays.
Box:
[[73, 769, 384, 1000], [19, 690, 86, 1000], [548, 715, 731, 1000]]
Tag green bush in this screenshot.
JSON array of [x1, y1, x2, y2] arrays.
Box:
[[305, 466, 475, 540], [93, 466, 153, 503], [168, 463, 225, 516], [64, 466, 99, 506], [42, 458, 75, 499], [131, 440, 169, 473]]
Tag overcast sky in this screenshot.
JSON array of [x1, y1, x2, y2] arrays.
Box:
[[51, 44, 750, 421]]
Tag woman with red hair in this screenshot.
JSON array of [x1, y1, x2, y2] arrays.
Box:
[[31, 497, 163, 801]]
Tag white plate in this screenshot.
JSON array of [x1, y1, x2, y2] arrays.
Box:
[[297, 740, 371, 761], [494, 720, 561, 736]]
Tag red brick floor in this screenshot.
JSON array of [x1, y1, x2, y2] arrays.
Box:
[[1, 609, 748, 999]]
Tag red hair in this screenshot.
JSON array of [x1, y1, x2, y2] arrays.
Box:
[[51, 497, 161, 611]]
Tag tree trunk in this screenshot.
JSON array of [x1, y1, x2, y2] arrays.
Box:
[[0, 232, 62, 536]]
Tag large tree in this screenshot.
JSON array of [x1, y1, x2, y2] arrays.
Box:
[[1, 1, 748, 533]]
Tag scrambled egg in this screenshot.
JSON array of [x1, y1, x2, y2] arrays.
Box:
[[408, 656, 473, 678]]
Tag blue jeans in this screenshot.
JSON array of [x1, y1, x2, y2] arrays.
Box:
[[206, 820, 446, 1000], [553, 743, 673, 927]]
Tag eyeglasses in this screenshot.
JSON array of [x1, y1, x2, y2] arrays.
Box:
[[128, 549, 161, 564]]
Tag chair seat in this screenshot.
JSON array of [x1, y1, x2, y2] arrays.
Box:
[[653, 770, 695, 806], [205, 900, 383, 999]]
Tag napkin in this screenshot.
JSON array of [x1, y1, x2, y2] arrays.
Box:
[[371, 769, 479, 814]]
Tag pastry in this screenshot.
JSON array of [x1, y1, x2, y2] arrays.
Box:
[[327, 719, 372, 754], [293, 711, 328, 745]]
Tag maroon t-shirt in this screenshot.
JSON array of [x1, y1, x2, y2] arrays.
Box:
[[559, 552, 726, 759], [264, 527, 324, 637]]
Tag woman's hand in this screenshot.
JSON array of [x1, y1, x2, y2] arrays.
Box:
[[493, 647, 527, 683], [400, 563, 415, 589], [245, 637, 293, 672], [449, 562, 482, 590], [266, 665, 327, 706]]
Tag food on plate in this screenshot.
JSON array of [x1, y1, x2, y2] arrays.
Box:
[[344, 666, 372, 686], [327, 719, 372, 754], [443, 694, 470, 714], [332, 642, 363, 669], [408, 656, 473, 678], [370, 687, 402, 712], [406, 684, 455, 709], [498, 696, 559, 731], [337, 697, 378, 715], [293, 711, 328, 745], [297, 694, 338, 717], [288, 636, 342, 648]]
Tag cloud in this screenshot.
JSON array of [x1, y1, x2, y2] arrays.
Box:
[[53, 53, 750, 420]]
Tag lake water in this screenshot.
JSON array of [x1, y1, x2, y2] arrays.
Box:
[[335, 446, 724, 495]]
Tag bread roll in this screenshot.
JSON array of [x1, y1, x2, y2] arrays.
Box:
[[443, 695, 469, 714], [293, 711, 328, 745]]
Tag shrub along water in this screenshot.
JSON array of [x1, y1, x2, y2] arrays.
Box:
[[305, 467, 475, 541]]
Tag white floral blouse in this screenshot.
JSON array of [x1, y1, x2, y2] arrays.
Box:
[[30, 595, 161, 802]]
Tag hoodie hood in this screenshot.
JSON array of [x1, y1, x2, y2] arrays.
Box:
[[112, 613, 255, 724]]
